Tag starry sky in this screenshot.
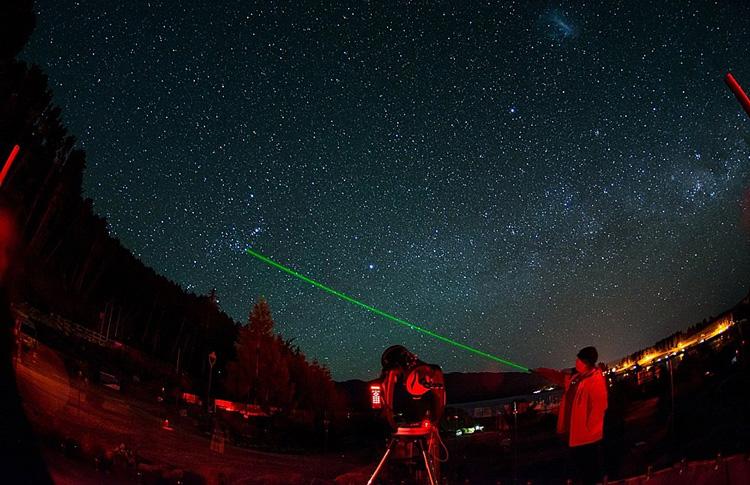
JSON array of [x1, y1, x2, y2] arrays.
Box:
[[22, 1, 750, 379]]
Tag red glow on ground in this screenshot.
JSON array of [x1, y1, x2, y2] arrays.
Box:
[[725, 73, 750, 119], [0, 144, 20, 187]]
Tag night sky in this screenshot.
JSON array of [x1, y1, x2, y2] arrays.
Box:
[[22, 1, 750, 379]]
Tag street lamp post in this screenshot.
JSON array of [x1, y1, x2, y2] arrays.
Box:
[[207, 351, 217, 413], [666, 357, 676, 448]]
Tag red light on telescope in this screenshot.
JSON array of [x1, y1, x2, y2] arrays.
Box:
[[370, 384, 383, 409]]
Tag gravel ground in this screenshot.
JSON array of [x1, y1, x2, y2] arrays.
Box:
[[15, 343, 358, 484]]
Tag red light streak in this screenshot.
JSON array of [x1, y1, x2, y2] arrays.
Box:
[[725, 73, 750, 119], [0, 145, 20, 187]]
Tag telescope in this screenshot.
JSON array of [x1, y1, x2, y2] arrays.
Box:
[[377, 345, 446, 429], [368, 345, 446, 485]]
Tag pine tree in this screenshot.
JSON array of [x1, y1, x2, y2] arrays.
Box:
[[248, 296, 274, 336], [227, 323, 260, 404], [227, 297, 293, 409]]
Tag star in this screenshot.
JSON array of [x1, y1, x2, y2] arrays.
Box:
[[20, 0, 750, 378]]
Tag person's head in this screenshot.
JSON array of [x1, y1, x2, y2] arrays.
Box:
[[575, 346, 598, 373]]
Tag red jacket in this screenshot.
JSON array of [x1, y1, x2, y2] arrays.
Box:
[[536, 367, 608, 447]]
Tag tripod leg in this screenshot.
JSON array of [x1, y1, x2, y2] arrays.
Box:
[[418, 439, 437, 485], [367, 439, 395, 485]]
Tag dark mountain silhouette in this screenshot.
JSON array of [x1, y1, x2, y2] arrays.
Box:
[[443, 371, 549, 403], [337, 370, 549, 412]]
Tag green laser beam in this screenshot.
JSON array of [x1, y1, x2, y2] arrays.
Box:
[[245, 248, 529, 372]]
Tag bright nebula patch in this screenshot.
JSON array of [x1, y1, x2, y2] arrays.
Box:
[[543, 9, 577, 40]]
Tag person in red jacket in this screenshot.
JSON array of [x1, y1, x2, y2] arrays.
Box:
[[535, 346, 608, 485]]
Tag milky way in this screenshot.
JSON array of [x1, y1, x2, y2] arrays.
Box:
[[22, 1, 750, 378]]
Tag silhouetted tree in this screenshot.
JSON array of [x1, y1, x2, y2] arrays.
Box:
[[226, 297, 342, 416], [248, 297, 274, 336], [0, 16, 340, 422], [0, 53, 241, 386], [228, 298, 292, 409]]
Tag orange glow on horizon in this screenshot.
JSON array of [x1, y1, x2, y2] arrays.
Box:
[[611, 315, 734, 374]]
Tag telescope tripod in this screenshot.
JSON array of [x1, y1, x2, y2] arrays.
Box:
[[367, 427, 438, 485]]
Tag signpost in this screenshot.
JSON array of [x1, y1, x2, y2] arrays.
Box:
[[207, 351, 217, 412]]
